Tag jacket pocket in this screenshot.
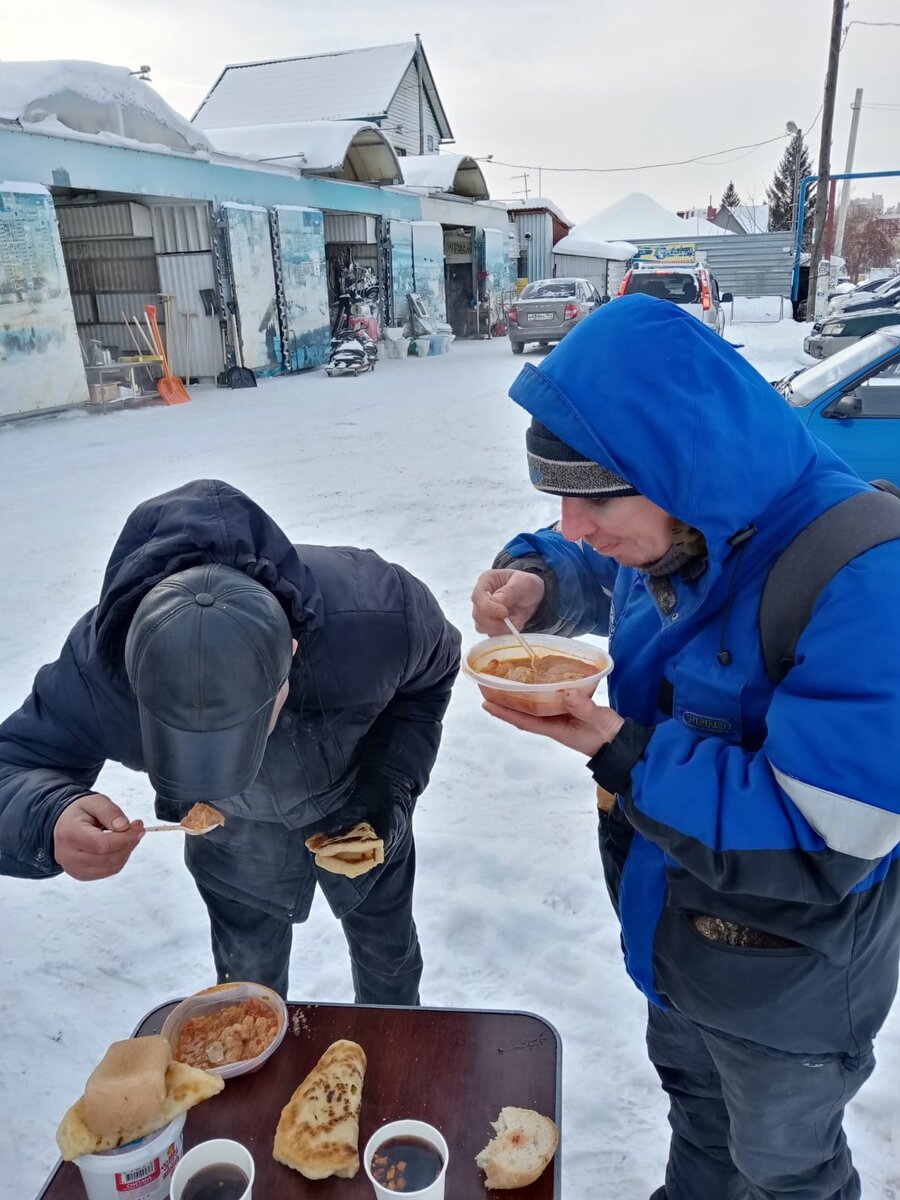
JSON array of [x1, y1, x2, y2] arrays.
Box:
[[655, 908, 854, 1054]]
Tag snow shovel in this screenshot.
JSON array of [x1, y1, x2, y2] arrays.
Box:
[[227, 311, 257, 389], [144, 305, 191, 406]]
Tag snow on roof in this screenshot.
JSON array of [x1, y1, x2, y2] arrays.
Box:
[[207, 120, 401, 181], [193, 41, 451, 139], [0, 60, 211, 153], [568, 192, 730, 242], [553, 234, 637, 261], [726, 203, 769, 233], [397, 153, 489, 198], [505, 197, 574, 229]]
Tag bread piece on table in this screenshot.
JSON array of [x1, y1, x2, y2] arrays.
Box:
[[475, 1106, 559, 1190], [305, 822, 384, 879], [273, 1039, 367, 1179], [56, 1059, 224, 1161], [82, 1035, 170, 1136]]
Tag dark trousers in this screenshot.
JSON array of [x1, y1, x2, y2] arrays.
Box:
[[196, 839, 423, 1005], [647, 1003, 874, 1200]]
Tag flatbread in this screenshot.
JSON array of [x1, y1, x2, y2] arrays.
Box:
[[56, 1061, 224, 1161], [305, 822, 384, 879], [273, 1039, 366, 1179]]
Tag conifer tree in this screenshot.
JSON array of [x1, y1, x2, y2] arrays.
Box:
[[767, 131, 814, 245], [721, 180, 741, 208]]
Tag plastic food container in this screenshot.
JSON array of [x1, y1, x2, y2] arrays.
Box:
[[160, 981, 288, 1080], [463, 633, 614, 717], [75, 1111, 186, 1200]]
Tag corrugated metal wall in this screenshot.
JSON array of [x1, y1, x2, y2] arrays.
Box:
[[156, 254, 220, 380], [324, 212, 377, 243], [56, 202, 152, 240], [607, 260, 629, 295], [513, 212, 553, 281], [552, 252, 611, 295], [150, 203, 213, 253], [632, 232, 795, 297]]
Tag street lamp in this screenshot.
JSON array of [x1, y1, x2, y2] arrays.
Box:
[[786, 121, 803, 233]]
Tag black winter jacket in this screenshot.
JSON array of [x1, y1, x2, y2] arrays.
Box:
[[0, 480, 460, 919]]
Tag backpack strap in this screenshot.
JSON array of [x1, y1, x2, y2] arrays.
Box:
[[760, 484, 900, 684]]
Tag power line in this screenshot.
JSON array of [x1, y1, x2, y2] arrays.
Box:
[[477, 130, 792, 177]]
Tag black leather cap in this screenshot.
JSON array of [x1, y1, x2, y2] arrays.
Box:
[[124, 564, 293, 803]]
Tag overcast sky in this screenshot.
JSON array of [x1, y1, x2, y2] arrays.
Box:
[[6, 0, 900, 224]]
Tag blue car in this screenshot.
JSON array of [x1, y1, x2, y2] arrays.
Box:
[[775, 325, 900, 483]]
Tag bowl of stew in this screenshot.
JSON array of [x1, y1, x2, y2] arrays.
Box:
[[463, 632, 614, 716]]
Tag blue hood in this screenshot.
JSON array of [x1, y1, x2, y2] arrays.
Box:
[[509, 295, 836, 562]]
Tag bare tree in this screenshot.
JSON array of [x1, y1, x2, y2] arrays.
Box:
[[840, 210, 898, 281]]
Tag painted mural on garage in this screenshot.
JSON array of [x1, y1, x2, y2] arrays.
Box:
[[271, 206, 330, 370], [222, 203, 281, 375], [0, 183, 87, 417], [411, 221, 447, 325]]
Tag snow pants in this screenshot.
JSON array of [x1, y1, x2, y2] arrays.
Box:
[[647, 1003, 874, 1200], [195, 834, 423, 1004]]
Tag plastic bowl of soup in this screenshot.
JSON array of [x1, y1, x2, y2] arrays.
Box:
[[463, 633, 614, 717]]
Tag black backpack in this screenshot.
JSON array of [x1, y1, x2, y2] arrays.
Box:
[[759, 481, 900, 683]]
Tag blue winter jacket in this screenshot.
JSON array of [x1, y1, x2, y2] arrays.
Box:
[[0, 480, 460, 921], [503, 295, 900, 1056]]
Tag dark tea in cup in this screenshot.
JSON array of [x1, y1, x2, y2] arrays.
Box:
[[371, 1136, 443, 1192]]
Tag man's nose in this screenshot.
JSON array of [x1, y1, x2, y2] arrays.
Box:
[[560, 497, 595, 542]]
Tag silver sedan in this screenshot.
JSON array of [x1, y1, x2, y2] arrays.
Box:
[[508, 278, 603, 354]]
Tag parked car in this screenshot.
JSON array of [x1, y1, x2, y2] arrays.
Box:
[[508, 278, 603, 354], [826, 274, 900, 316], [804, 306, 900, 358], [839, 275, 900, 316], [615, 263, 732, 335], [775, 324, 900, 483]]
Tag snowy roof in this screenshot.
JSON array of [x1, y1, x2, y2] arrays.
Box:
[[207, 120, 401, 182], [553, 234, 637, 261], [505, 197, 574, 229], [570, 192, 730, 242], [397, 154, 488, 198], [0, 60, 211, 154], [193, 41, 452, 140], [722, 203, 769, 234]]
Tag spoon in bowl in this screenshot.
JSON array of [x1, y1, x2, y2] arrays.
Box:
[[503, 616, 539, 666]]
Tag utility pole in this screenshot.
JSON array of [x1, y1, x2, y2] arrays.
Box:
[[806, 0, 846, 316], [833, 87, 863, 260], [415, 33, 425, 155], [511, 172, 531, 201]]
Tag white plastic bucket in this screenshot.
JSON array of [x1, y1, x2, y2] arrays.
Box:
[[75, 1111, 186, 1200]]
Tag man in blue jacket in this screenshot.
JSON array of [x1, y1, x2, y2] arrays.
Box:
[[0, 479, 460, 1002], [472, 296, 900, 1200]]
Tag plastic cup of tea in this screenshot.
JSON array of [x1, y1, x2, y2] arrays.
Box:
[[170, 1139, 255, 1200], [363, 1120, 449, 1200]]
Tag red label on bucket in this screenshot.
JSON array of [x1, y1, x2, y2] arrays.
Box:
[[115, 1157, 160, 1191]]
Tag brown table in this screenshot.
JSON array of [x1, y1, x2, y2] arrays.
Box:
[[38, 1002, 561, 1199]]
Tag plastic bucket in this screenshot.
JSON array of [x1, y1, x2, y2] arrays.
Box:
[[75, 1111, 186, 1200]]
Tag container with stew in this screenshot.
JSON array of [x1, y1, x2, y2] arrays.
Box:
[[160, 981, 287, 1080], [463, 633, 614, 716]]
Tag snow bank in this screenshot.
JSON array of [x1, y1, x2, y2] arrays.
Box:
[[0, 60, 211, 154], [553, 234, 637, 260]]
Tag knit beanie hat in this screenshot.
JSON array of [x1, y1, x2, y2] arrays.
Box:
[[525, 419, 638, 499]]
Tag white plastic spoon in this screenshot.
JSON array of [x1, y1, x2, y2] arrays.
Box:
[[503, 616, 539, 666]]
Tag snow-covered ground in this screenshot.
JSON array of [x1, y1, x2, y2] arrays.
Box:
[[1, 312, 897, 1200]]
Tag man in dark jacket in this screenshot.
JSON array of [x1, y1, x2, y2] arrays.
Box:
[[0, 479, 460, 1001]]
